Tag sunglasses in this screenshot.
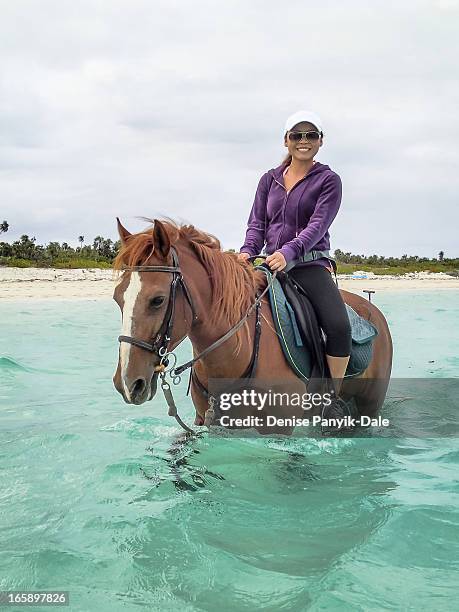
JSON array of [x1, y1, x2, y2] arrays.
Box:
[[287, 130, 322, 143]]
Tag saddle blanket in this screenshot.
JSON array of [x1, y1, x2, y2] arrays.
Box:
[[257, 267, 379, 381]]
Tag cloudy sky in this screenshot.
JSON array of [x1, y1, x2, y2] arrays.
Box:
[[1, 0, 458, 257]]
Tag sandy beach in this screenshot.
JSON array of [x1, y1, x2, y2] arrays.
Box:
[[0, 267, 458, 301]]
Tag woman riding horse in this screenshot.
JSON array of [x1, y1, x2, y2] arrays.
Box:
[[238, 110, 352, 423]]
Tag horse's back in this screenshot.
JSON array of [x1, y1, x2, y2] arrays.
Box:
[[340, 289, 389, 335], [340, 288, 393, 411]]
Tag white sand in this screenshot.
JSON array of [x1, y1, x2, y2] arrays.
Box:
[[0, 267, 118, 301], [338, 270, 459, 292], [0, 267, 458, 301]]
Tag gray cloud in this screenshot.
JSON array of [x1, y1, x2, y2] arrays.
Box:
[[1, 0, 458, 257]]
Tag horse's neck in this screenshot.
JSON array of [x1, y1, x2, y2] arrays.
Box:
[[177, 242, 255, 379], [188, 320, 252, 380], [187, 265, 253, 378]]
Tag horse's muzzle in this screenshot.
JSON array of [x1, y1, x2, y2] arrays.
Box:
[[113, 370, 159, 405]]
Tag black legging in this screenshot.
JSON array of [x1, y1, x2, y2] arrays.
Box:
[[287, 265, 352, 357]]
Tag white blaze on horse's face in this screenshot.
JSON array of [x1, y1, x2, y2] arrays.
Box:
[[119, 271, 142, 401]]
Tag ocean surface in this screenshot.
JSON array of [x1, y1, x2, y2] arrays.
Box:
[[0, 291, 458, 611]]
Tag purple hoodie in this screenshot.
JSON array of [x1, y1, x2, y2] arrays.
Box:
[[240, 161, 342, 267]]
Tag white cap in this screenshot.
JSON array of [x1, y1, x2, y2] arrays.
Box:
[[284, 110, 323, 137]]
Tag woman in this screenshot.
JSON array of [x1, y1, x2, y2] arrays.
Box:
[[238, 110, 352, 426]]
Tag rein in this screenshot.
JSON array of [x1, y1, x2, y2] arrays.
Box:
[[118, 248, 277, 434]]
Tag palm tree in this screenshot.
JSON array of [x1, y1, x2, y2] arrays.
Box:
[[78, 235, 84, 250], [438, 251, 444, 262], [0, 220, 9, 234]]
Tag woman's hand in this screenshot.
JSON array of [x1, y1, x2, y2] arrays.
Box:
[[265, 251, 287, 271], [237, 252, 251, 263]]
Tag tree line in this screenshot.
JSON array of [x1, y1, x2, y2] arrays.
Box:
[[332, 249, 452, 266], [0, 220, 457, 273], [0, 221, 119, 268]]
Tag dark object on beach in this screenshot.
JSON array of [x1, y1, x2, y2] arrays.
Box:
[[363, 290, 375, 302]]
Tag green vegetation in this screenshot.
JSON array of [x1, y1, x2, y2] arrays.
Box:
[[0, 229, 119, 269], [0, 222, 457, 275], [333, 250, 459, 276]]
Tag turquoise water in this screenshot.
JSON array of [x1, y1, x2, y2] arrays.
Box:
[[1, 291, 458, 611]]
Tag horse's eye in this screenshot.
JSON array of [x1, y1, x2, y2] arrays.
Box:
[[149, 296, 166, 309]]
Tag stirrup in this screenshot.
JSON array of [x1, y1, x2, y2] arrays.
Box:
[[321, 396, 354, 436]]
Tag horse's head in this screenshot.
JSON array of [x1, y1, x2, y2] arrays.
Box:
[[112, 218, 194, 405]]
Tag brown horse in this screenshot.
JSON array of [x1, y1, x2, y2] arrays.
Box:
[[112, 218, 392, 434]]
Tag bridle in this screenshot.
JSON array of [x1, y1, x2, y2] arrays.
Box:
[[118, 247, 197, 359], [117, 247, 276, 434]]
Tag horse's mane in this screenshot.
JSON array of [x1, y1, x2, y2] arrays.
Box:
[[113, 218, 266, 329]]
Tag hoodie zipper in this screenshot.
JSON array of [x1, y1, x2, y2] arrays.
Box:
[[273, 168, 316, 250]]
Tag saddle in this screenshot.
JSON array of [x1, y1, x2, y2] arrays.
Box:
[[256, 265, 378, 381]]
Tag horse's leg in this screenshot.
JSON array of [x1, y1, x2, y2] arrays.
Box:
[[342, 375, 391, 418]]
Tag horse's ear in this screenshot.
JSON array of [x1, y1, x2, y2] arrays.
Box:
[[152, 220, 170, 258], [116, 217, 131, 245]]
